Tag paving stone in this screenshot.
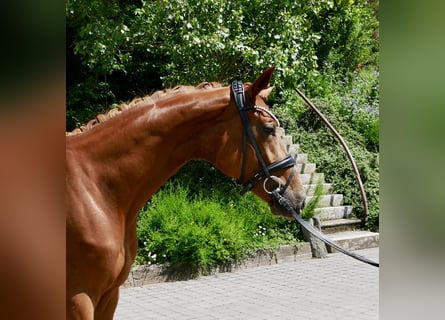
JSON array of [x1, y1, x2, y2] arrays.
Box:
[[115, 247, 379, 320]]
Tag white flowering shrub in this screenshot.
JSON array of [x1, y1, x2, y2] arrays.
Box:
[[67, 0, 377, 97]]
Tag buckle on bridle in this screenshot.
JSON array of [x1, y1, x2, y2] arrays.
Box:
[[239, 172, 262, 195], [263, 176, 283, 195]]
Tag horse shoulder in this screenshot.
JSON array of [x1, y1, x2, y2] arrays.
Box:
[[66, 150, 129, 292]]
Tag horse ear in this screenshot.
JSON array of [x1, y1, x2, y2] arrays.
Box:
[[246, 67, 275, 99], [259, 86, 275, 100]]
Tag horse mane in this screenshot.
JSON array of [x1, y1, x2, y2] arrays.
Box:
[[66, 82, 223, 136]]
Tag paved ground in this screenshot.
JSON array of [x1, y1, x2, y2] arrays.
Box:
[[115, 247, 378, 320]]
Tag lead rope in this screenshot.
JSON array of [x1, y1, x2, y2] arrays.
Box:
[[271, 189, 379, 267]]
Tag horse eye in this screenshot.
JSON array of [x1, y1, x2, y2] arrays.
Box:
[[263, 126, 275, 136]]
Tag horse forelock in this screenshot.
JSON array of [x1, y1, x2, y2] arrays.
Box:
[[66, 82, 223, 136]]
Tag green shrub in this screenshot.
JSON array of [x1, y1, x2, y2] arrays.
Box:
[[66, 76, 116, 130], [340, 68, 379, 152], [136, 181, 302, 272]]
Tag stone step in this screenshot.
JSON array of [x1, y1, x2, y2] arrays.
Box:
[[314, 206, 354, 220], [306, 194, 344, 208], [304, 183, 332, 196], [324, 230, 379, 253], [296, 163, 316, 174], [282, 135, 293, 146], [287, 144, 300, 158], [299, 172, 324, 185], [295, 153, 308, 164], [320, 218, 362, 234]]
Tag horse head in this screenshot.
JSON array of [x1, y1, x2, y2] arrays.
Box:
[[217, 67, 306, 218]]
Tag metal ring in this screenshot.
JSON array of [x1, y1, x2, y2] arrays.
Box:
[[263, 176, 282, 194]]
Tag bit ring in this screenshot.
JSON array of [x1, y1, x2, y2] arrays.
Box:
[[263, 176, 282, 194]]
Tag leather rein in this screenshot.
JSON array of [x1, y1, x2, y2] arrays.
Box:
[[231, 81, 379, 268]]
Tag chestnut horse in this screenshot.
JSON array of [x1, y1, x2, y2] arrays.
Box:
[[66, 67, 306, 319]]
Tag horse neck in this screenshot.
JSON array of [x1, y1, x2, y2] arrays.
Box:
[[68, 87, 234, 224]]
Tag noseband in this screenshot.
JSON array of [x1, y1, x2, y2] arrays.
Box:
[[231, 81, 296, 196]]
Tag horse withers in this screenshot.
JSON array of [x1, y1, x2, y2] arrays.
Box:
[[66, 67, 306, 319]]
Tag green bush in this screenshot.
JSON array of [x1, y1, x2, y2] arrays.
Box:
[[136, 181, 302, 272], [66, 76, 116, 129]]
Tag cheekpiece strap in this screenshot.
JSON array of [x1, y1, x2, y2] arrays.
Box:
[[232, 80, 246, 110]]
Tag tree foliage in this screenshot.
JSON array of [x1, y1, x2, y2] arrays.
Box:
[[66, 0, 378, 129]]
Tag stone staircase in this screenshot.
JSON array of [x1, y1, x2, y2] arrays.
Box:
[[279, 128, 379, 254]]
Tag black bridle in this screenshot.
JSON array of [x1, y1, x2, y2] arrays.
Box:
[[231, 80, 379, 268], [231, 80, 296, 196]]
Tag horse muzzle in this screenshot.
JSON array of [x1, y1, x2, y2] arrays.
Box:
[[268, 189, 306, 219]]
